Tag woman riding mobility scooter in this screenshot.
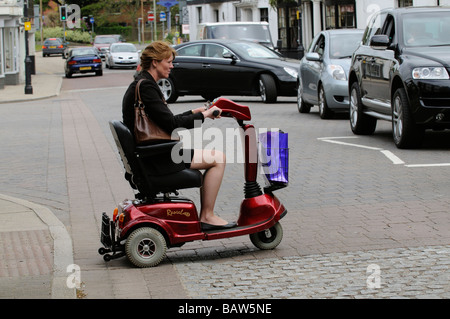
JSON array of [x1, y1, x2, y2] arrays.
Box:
[[98, 98, 288, 267]]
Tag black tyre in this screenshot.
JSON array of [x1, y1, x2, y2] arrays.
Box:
[[318, 85, 333, 119], [349, 81, 377, 134], [297, 78, 312, 113], [125, 227, 167, 268], [158, 78, 178, 103], [259, 74, 277, 103], [392, 88, 424, 149], [250, 222, 283, 250]]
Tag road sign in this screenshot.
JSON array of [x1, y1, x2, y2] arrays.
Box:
[[160, 12, 166, 22], [90, 17, 94, 24], [148, 11, 154, 22]]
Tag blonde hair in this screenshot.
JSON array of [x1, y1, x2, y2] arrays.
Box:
[[140, 41, 177, 71]]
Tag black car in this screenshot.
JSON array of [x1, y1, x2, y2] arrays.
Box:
[[64, 47, 103, 78], [160, 39, 299, 103], [42, 38, 68, 57], [348, 7, 450, 148]]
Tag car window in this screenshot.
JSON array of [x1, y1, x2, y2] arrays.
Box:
[[330, 33, 363, 59], [382, 15, 395, 44], [402, 11, 450, 46], [205, 44, 230, 58], [177, 44, 204, 57], [312, 35, 325, 56], [94, 37, 116, 44], [71, 48, 97, 57], [362, 12, 387, 45], [111, 44, 137, 53]]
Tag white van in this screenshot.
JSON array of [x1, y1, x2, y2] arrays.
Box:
[[196, 22, 275, 49]]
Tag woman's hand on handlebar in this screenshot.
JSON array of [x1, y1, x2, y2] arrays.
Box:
[[202, 106, 222, 119]]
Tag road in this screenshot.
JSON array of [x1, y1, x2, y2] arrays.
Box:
[[1, 58, 449, 299]]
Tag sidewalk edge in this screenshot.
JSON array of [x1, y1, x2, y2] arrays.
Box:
[[0, 193, 76, 299]]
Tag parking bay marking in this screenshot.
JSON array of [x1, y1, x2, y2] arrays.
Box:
[[318, 136, 450, 167]]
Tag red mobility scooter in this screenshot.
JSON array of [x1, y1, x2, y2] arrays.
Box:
[[99, 98, 288, 267]]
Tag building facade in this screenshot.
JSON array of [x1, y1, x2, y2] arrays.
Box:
[[185, 0, 450, 59], [0, 0, 26, 89]]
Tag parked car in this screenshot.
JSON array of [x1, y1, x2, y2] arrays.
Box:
[[64, 47, 103, 78], [348, 7, 450, 148], [298, 29, 364, 118], [93, 34, 126, 59], [158, 39, 299, 103], [105, 43, 140, 69], [42, 38, 68, 57]]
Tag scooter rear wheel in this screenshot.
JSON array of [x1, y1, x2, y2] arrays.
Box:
[[125, 227, 167, 268], [250, 222, 283, 250]]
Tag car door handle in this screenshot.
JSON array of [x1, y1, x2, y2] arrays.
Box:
[[202, 63, 211, 68], [173, 62, 179, 67]]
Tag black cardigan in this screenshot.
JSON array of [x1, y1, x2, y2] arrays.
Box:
[[122, 71, 204, 136]]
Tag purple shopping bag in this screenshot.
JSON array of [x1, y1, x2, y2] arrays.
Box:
[[259, 130, 289, 186]]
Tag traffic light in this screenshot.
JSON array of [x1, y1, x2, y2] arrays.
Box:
[[60, 5, 67, 21]]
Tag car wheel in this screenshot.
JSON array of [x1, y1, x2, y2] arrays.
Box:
[[297, 78, 312, 113], [349, 81, 377, 135], [96, 70, 103, 76], [158, 78, 178, 103], [259, 74, 277, 103], [318, 85, 333, 119], [392, 88, 424, 149], [65, 71, 72, 78]]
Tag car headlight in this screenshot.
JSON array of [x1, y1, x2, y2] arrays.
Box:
[[328, 65, 346, 81], [412, 67, 449, 80], [284, 67, 298, 78]]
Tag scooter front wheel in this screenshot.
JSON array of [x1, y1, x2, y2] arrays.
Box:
[[250, 222, 283, 250], [125, 227, 167, 268]]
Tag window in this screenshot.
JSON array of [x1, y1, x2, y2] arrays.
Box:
[[205, 44, 230, 58], [260, 8, 269, 22], [325, 1, 356, 29], [177, 44, 203, 57], [4, 28, 18, 73], [398, 0, 413, 7], [197, 7, 202, 24], [362, 12, 387, 46]]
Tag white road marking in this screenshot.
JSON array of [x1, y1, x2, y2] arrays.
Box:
[[318, 136, 449, 168]]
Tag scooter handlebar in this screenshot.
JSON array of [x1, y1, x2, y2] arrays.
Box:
[[209, 97, 251, 121]]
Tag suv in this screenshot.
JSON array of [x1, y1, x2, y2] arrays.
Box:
[[348, 7, 450, 148]]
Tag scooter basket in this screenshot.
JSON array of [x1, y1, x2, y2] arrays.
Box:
[[259, 130, 289, 189]]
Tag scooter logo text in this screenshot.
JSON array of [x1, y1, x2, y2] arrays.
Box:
[[167, 209, 190, 217]]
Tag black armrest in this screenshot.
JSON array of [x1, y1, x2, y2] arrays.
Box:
[[135, 141, 182, 158]]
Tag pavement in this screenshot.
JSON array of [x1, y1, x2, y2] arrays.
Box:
[[0, 54, 76, 298]]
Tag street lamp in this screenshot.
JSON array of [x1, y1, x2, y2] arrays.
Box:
[[24, 0, 33, 94]]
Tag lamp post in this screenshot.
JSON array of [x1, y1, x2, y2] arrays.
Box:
[[24, 0, 33, 94]]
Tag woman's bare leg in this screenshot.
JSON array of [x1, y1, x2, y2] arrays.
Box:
[[190, 149, 228, 225]]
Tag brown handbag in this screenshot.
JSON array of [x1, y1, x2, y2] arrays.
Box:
[[134, 79, 175, 145]]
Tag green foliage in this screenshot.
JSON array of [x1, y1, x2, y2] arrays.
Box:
[[36, 27, 92, 43]]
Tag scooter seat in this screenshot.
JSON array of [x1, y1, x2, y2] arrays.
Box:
[[109, 120, 202, 197]]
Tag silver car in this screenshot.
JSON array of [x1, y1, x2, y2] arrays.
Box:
[[105, 43, 140, 69], [297, 29, 364, 119]]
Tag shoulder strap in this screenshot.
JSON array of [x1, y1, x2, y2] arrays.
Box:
[[135, 79, 145, 104]]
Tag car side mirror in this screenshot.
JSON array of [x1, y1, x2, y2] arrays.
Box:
[[370, 35, 390, 50], [223, 52, 237, 60], [305, 52, 322, 62]]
